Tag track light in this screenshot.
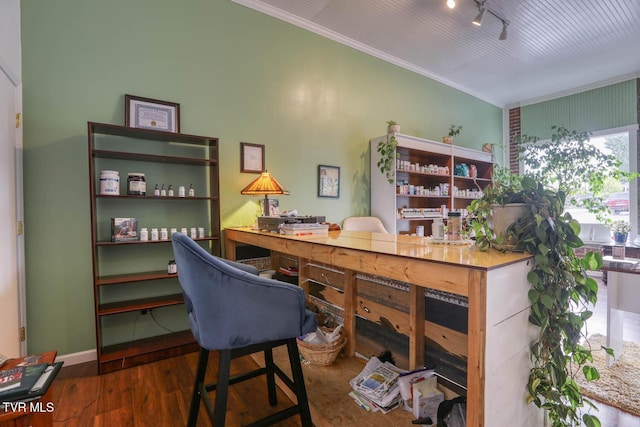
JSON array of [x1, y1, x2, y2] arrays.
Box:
[[499, 20, 508, 40], [470, 0, 510, 41], [472, 6, 485, 26], [446, 0, 455, 9]]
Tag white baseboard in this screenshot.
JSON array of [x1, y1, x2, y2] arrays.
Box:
[[55, 349, 97, 366]]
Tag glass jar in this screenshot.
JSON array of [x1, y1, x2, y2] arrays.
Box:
[[127, 173, 146, 195], [447, 212, 462, 241]]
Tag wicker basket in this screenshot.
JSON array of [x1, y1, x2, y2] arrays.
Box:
[[297, 331, 347, 366]]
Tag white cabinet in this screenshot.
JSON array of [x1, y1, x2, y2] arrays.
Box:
[[370, 133, 493, 235]]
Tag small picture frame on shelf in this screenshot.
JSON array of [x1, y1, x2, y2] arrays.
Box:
[[318, 165, 340, 198], [241, 142, 265, 173], [125, 94, 180, 133]]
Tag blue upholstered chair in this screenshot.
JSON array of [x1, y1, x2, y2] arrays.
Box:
[[171, 233, 316, 426]]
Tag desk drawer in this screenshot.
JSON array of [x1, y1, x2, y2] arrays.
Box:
[[307, 263, 345, 291]]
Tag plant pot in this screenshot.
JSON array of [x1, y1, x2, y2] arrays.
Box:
[[491, 203, 527, 242], [443, 136, 453, 144], [613, 231, 628, 245], [388, 124, 400, 134]]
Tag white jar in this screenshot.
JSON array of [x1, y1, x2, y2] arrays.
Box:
[[180, 227, 188, 235], [140, 228, 149, 241], [160, 228, 168, 240], [99, 170, 120, 195], [198, 227, 205, 238], [178, 186, 186, 197], [190, 227, 197, 239], [151, 228, 159, 241]]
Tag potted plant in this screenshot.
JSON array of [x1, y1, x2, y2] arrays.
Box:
[[377, 120, 399, 184], [467, 166, 527, 249], [443, 124, 462, 144], [608, 219, 631, 244], [387, 120, 400, 134], [468, 175, 606, 426]]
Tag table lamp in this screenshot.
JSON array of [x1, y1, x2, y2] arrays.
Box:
[[241, 170, 290, 217]]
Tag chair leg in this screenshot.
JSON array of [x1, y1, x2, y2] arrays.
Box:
[[187, 348, 209, 427], [264, 348, 278, 406], [214, 349, 232, 426], [287, 338, 312, 427]]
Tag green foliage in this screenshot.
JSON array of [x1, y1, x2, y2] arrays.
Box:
[[513, 125, 637, 224], [377, 122, 398, 184], [469, 174, 609, 426], [448, 124, 462, 137], [608, 219, 631, 234]]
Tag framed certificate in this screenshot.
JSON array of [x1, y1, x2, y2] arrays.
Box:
[[241, 142, 265, 173], [125, 94, 180, 133]]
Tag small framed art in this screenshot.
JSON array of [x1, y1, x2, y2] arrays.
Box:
[[241, 142, 265, 173], [125, 94, 180, 133], [318, 165, 340, 198]]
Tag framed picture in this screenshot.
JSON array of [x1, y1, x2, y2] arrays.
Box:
[[241, 142, 265, 173], [125, 94, 180, 133], [318, 165, 340, 198]]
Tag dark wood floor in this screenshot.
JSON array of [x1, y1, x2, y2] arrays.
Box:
[[50, 277, 640, 426], [51, 351, 300, 426]]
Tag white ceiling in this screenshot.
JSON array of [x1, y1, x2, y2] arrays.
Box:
[[232, 0, 640, 107]]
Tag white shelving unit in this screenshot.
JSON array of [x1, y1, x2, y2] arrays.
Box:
[[370, 133, 493, 235]]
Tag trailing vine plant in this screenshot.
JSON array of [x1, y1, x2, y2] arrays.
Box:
[[376, 120, 399, 184], [468, 173, 608, 427]]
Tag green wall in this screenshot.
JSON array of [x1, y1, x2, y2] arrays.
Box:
[[521, 79, 638, 139], [20, 0, 502, 355]]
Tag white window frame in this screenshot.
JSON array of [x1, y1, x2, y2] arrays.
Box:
[[517, 124, 639, 242]]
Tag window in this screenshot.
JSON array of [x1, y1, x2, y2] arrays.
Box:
[[521, 125, 638, 244]]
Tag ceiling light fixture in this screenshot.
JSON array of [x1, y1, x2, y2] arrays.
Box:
[[472, 4, 485, 26], [472, 0, 510, 41], [446, 0, 455, 9], [499, 20, 508, 40]]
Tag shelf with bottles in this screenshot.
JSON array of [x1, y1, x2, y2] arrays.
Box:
[[396, 180, 452, 198], [89, 122, 220, 374], [396, 146, 451, 175], [396, 207, 444, 220]]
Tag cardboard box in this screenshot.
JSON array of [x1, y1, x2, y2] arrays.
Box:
[[111, 217, 138, 241]]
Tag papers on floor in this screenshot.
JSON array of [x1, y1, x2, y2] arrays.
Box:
[[348, 356, 405, 414], [348, 359, 444, 421], [398, 368, 443, 421]]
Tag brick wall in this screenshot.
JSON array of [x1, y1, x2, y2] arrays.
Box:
[[508, 107, 520, 173]]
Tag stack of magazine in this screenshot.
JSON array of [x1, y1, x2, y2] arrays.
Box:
[[0, 354, 63, 403], [348, 357, 405, 414]]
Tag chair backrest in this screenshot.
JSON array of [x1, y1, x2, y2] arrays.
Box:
[[171, 233, 316, 350], [342, 216, 389, 233]]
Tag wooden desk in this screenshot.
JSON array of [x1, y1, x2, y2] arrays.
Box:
[[0, 351, 57, 427], [601, 257, 640, 367], [225, 227, 543, 426]]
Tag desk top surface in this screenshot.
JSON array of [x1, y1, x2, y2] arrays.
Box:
[[602, 256, 640, 274], [226, 227, 532, 270]]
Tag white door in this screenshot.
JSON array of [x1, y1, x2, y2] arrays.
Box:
[[0, 70, 22, 357], [0, 0, 25, 357]]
